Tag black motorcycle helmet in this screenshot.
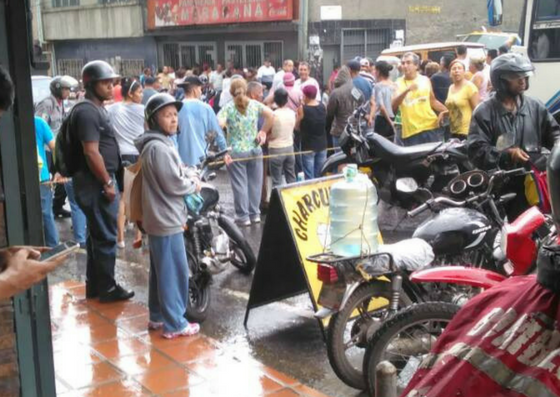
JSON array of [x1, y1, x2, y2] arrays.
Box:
[[50, 75, 78, 99], [145, 93, 183, 130], [81, 60, 119, 90], [490, 53, 534, 97]]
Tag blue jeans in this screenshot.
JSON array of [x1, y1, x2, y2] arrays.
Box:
[[332, 136, 342, 153], [73, 171, 119, 294], [40, 184, 59, 247], [302, 150, 327, 180], [227, 148, 263, 222], [148, 233, 189, 333], [65, 180, 87, 244], [399, 127, 444, 147]]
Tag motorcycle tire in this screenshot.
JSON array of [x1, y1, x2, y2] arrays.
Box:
[[327, 281, 412, 390], [362, 302, 460, 396], [218, 215, 256, 274], [185, 238, 212, 323]]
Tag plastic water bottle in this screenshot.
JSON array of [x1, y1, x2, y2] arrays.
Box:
[[329, 164, 379, 257], [297, 172, 305, 182]]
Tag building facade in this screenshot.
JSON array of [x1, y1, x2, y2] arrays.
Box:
[[38, 0, 524, 81]]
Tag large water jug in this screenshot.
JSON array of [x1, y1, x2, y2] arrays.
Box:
[[329, 164, 379, 257]]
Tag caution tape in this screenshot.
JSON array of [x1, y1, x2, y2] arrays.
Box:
[[208, 146, 341, 167]]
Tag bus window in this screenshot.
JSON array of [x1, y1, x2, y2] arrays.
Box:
[[529, 0, 560, 60]]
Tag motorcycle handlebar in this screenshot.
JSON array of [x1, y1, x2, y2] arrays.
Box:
[[408, 196, 468, 217]]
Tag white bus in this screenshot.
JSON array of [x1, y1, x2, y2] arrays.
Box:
[[517, 0, 560, 122]]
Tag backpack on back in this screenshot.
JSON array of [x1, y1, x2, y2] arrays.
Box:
[[53, 100, 98, 177]]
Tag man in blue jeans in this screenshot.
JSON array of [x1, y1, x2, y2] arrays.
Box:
[[70, 60, 134, 303], [34, 116, 59, 247]]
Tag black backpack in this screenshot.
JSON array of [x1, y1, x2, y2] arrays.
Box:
[[54, 100, 98, 177]]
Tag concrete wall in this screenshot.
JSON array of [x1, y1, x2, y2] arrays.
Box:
[[55, 37, 158, 72], [42, 3, 144, 40], [309, 0, 525, 44]]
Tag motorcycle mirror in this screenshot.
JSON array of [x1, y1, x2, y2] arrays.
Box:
[[206, 172, 217, 181], [396, 177, 419, 194], [206, 131, 217, 144]]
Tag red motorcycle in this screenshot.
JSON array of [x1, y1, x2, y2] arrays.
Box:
[[362, 205, 553, 396]]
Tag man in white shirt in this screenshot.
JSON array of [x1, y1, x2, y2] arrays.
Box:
[[257, 59, 276, 88], [272, 59, 294, 92], [209, 63, 224, 92], [294, 62, 321, 101]]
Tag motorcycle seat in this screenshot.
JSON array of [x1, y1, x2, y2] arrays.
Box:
[[370, 133, 442, 162]]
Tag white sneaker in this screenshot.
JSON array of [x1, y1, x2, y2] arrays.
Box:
[[236, 219, 251, 227], [251, 217, 261, 224], [117, 241, 125, 249]]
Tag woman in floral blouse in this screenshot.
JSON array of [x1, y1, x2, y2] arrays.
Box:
[[219, 79, 273, 226]]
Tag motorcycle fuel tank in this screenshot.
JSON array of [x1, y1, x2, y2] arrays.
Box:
[[199, 183, 219, 213], [413, 208, 493, 256]]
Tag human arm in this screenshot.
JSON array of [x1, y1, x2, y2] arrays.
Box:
[[392, 84, 415, 114], [430, 88, 447, 114], [471, 73, 483, 91], [258, 106, 274, 144], [147, 144, 199, 196], [469, 89, 480, 111], [367, 94, 376, 126], [467, 107, 519, 169], [208, 109, 228, 152], [0, 247, 68, 299], [81, 141, 115, 200], [295, 105, 304, 131]]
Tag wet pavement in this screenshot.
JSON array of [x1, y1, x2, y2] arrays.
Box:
[[50, 169, 417, 397]]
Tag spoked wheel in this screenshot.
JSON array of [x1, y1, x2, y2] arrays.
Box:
[[326, 281, 412, 390], [185, 240, 211, 323], [363, 302, 460, 396]]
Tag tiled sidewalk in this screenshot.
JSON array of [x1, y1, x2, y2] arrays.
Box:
[[50, 281, 330, 397]]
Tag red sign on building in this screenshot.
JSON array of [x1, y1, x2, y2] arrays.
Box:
[[147, 0, 294, 29]]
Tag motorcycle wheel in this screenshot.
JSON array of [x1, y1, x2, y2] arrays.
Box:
[[218, 215, 256, 274], [327, 281, 412, 390], [185, 238, 212, 323], [363, 302, 460, 396]]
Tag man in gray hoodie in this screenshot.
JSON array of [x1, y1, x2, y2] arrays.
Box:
[[326, 65, 365, 148], [135, 93, 201, 339]]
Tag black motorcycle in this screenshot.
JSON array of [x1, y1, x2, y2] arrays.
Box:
[[185, 148, 257, 323], [321, 105, 472, 209]]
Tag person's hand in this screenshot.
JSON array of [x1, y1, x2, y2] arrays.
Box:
[[257, 130, 267, 146], [407, 83, 418, 92], [508, 148, 530, 163], [367, 115, 374, 127], [53, 173, 68, 184], [437, 112, 448, 127], [0, 247, 69, 299], [224, 154, 233, 167], [102, 184, 117, 202]]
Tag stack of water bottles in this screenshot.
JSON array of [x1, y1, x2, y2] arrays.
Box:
[[329, 164, 379, 257]]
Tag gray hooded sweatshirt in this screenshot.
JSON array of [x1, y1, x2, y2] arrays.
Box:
[[135, 131, 197, 236]]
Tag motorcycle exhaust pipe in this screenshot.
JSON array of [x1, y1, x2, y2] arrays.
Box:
[[467, 173, 485, 189], [449, 179, 467, 196]]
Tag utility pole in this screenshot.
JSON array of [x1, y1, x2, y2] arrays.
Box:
[[298, 0, 309, 60]]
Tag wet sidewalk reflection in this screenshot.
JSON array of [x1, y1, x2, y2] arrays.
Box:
[[50, 281, 331, 397]]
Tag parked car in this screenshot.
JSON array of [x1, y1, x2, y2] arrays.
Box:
[[459, 31, 522, 49], [380, 42, 486, 63]]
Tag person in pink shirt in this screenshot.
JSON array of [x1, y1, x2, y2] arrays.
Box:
[[264, 72, 303, 111]]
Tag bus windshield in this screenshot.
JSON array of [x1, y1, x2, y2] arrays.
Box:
[[529, 0, 560, 60]]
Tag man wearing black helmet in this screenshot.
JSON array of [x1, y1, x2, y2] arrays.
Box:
[[36, 75, 77, 219], [71, 60, 134, 302], [468, 53, 560, 220]]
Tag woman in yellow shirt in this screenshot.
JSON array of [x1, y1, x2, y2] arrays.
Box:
[[439, 60, 480, 140]]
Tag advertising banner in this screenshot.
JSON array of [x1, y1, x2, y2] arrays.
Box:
[[148, 0, 294, 29]]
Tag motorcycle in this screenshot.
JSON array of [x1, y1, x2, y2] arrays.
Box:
[[321, 104, 471, 209], [308, 168, 545, 390], [184, 148, 257, 323], [362, 202, 554, 395]]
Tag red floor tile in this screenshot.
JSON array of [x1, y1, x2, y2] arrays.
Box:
[[158, 337, 221, 363], [56, 311, 113, 331], [92, 337, 151, 360], [116, 314, 150, 336], [133, 367, 203, 394], [110, 349, 179, 375], [266, 389, 301, 397], [71, 379, 151, 397], [54, 347, 102, 369], [95, 302, 147, 321], [56, 361, 123, 390]]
